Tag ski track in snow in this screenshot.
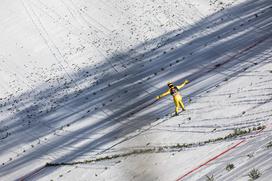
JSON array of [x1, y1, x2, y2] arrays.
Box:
[[0, 0, 272, 180]]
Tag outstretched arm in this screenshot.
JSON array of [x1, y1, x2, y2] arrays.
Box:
[[156, 89, 170, 99], [176, 80, 189, 89]]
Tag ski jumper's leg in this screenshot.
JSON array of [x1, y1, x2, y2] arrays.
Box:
[[174, 96, 180, 114], [175, 106, 179, 115], [179, 97, 185, 111]]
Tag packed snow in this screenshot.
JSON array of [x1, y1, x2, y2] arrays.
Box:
[[0, 0, 271, 180]]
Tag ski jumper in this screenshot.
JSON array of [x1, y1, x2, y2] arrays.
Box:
[[157, 80, 188, 114]]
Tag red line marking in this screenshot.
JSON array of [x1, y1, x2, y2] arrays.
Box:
[[176, 126, 267, 181], [176, 139, 246, 181]]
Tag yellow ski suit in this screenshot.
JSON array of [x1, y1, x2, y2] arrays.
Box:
[[157, 80, 189, 114]]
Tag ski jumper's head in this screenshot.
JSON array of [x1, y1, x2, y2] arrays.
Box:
[[167, 82, 174, 88]]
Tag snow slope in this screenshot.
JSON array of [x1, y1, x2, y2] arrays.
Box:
[[0, 0, 271, 180]]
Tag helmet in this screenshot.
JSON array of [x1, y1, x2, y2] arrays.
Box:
[[167, 82, 174, 87]]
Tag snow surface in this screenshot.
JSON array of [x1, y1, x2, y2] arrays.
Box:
[[0, 0, 272, 180]]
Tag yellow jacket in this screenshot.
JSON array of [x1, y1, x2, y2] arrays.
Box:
[[157, 80, 189, 99]]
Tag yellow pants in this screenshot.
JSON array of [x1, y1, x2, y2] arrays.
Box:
[[173, 95, 185, 114]]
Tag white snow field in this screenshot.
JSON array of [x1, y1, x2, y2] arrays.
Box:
[[0, 0, 272, 180]]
